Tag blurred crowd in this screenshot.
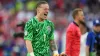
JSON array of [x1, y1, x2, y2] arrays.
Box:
[[0, 0, 100, 56]]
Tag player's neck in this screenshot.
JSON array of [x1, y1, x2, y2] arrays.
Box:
[[36, 15, 44, 22], [74, 20, 80, 26], [81, 29, 87, 34]]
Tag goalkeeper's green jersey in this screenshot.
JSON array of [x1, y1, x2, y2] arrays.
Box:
[[24, 16, 54, 56]]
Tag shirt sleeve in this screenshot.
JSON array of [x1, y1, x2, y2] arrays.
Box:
[[24, 21, 33, 41], [65, 28, 74, 56], [49, 22, 54, 40], [86, 32, 92, 47]]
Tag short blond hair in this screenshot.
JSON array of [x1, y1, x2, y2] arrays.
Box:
[[72, 8, 83, 19]]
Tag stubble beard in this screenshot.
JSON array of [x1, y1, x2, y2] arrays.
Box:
[[79, 19, 85, 25]]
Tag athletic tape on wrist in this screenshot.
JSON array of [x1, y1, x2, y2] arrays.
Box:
[[30, 52, 34, 56], [53, 50, 58, 54]]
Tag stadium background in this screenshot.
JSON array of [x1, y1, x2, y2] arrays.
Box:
[[0, 0, 100, 56]]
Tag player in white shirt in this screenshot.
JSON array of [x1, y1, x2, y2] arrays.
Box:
[[79, 22, 89, 56]]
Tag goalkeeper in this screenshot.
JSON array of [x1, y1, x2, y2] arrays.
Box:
[[24, 1, 59, 56]]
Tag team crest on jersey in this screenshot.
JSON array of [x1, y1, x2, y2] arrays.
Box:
[[47, 26, 51, 33]]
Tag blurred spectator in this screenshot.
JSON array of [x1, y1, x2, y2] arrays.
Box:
[[86, 19, 100, 56], [79, 22, 89, 56]]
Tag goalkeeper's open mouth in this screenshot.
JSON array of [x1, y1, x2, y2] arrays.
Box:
[[44, 12, 48, 16]]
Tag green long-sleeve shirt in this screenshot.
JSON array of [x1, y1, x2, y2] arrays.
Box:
[[24, 16, 54, 56]]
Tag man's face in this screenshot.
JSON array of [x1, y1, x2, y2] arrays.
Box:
[[77, 11, 85, 23], [37, 4, 49, 20], [93, 25, 100, 32]]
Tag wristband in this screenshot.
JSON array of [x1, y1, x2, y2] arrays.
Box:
[[53, 50, 58, 54], [30, 52, 34, 56]]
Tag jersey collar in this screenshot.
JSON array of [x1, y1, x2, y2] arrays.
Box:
[[73, 21, 79, 27]]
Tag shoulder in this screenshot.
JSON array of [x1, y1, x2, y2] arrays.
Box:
[[46, 20, 54, 26], [88, 31, 94, 36], [85, 32, 89, 36], [46, 20, 53, 23], [67, 22, 76, 31], [25, 17, 36, 26], [68, 22, 76, 28], [87, 31, 95, 39]]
